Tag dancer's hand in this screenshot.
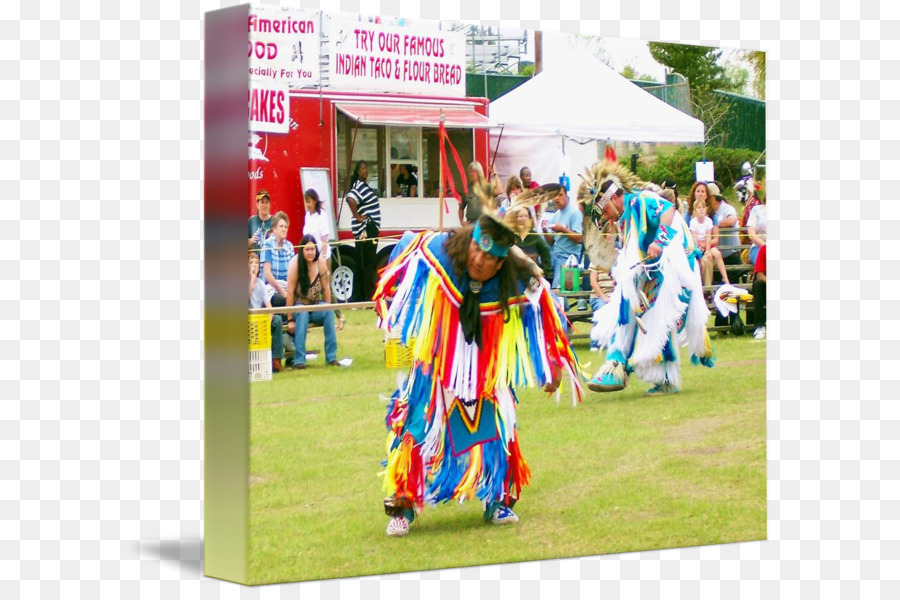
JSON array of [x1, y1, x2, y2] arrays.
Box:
[[647, 242, 662, 259]]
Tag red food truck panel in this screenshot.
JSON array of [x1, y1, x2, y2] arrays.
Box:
[[249, 91, 491, 242], [249, 95, 334, 234]]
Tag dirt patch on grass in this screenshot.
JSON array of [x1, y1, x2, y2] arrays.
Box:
[[665, 415, 727, 444], [249, 473, 272, 487], [716, 359, 766, 367], [680, 438, 764, 461], [254, 392, 378, 407], [680, 445, 727, 455]]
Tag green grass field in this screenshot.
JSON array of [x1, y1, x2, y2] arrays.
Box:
[[248, 309, 766, 584]]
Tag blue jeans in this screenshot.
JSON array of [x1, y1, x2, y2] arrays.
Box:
[[749, 245, 760, 267], [550, 255, 565, 290], [292, 303, 337, 366], [551, 256, 574, 310], [270, 314, 283, 359]]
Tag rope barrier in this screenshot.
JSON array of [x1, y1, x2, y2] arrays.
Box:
[[250, 234, 408, 253], [250, 301, 375, 316], [250, 227, 755, 253]]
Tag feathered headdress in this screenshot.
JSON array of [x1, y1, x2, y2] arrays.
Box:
[[470, 182, 561, 241], [578, 160, 647, 212]]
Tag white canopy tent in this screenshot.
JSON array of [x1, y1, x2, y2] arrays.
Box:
[[488, 35, 704, 191]]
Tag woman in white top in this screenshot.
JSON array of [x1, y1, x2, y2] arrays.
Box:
[[746, 192, 767, 266], [302, 188, 344, 329], [302, 189, 331, 261]]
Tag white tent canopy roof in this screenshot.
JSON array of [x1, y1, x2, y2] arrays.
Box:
[[488, 40, 704, 143]]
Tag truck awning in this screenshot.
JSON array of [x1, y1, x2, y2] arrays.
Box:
[[335, 102, 491, 129]]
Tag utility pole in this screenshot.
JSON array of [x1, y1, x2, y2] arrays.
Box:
[[534, 30, 542, 74]]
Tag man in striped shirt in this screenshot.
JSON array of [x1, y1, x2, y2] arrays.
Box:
[[346, 160, 381, 300]]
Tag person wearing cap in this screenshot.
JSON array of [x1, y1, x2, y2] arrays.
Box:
[[373, 195, 584, 538], [249, 189, 274, 250], [583, 161, 715, 397], [705, 182, 742, 269]]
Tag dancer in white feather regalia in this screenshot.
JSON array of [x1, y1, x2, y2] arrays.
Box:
[[582, 161, 715, 395]]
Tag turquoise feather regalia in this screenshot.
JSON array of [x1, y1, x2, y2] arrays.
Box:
[[590, 190, 715, 389]]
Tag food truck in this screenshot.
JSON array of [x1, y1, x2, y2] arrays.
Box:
[[248, 8, 492, 301]]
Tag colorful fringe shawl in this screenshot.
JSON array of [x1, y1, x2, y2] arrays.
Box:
[[375, 231, 583, 511]]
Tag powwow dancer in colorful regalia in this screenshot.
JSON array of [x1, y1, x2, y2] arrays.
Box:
[[373, 190, 584, 537], [582, 161, 715, 395]]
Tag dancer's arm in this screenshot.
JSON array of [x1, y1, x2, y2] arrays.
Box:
[[647, 206, 676, 259]]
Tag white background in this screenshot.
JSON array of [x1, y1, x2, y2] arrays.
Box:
[[2, 0, 896, 597]]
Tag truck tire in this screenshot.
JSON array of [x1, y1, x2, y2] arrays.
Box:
[[330, 249, 357, 303], [375, 245, 396, 276]]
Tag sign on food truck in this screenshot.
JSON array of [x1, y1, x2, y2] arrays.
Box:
[[327, 16, 466, 97], [249, 80, 290, 134], [247, 9, 491, 301], [249, 6, 320, 87]]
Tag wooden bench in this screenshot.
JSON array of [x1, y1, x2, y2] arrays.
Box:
[[246, 301, 373, 362], [559, 280, 760, 337], [714, 226, 756, 284]]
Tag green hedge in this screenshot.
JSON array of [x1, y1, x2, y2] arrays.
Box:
[[629, 147, 765, 199]]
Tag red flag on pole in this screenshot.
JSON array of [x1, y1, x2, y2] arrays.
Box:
[[605, 144, 617, 163], [439, 121, 468, 214]]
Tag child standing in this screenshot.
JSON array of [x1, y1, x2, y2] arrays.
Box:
[[690, 201, 729, 286]]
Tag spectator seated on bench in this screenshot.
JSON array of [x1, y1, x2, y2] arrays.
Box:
[[249, 252, 285, 373], [750, 244, 766, 339], [690, 200, 730, 286], [746, 192, 767, 267], [705, 186, 748, 331], [285, 236, 339, 370], [261, 211, 295, 308]]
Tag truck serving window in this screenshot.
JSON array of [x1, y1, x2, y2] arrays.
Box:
[[336, 111, 473, 201]]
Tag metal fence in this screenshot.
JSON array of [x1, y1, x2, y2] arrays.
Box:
[[712, 90, 766, 152], [465, 73, 531, 101]]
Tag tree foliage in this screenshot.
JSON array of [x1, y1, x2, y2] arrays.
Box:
[[621, 64, 659, 83], [722, 63, 750, 95], [744, 50, 766, 99], [648, 42, 736, 145], [647, 42, 725, 93], [630, 146, 765, 198]]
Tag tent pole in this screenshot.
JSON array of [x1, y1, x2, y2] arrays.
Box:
[[489, 125, 504, 174], [439, 112, 445, 231]]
